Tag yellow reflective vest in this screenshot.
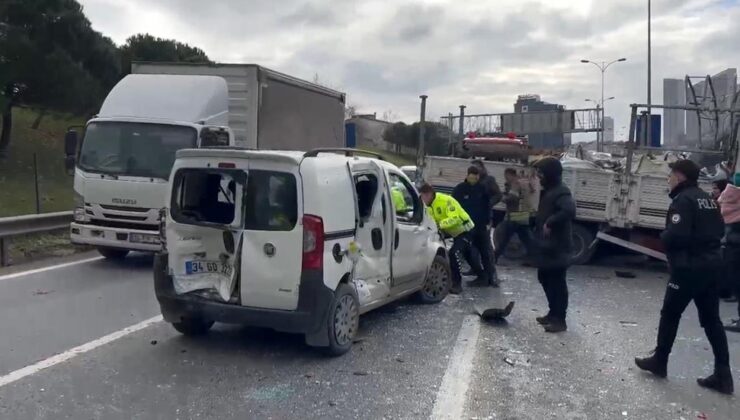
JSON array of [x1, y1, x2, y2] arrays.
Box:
[[391, 186, 409, 213], [428, 193, 474, 237]]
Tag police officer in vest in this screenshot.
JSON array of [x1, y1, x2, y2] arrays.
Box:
[[635, 159, 733, 395], [420, 183, 476, 295]]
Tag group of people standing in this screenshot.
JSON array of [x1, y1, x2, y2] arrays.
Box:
[[419, 156, 737, 395], [419, 157, 576, 333]]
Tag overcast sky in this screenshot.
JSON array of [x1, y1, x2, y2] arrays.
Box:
[[79, 0, 739, 141]]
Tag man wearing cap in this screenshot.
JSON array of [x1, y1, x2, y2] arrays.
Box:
[[453, 166, 498, 287], [635, 159, 733, 395]]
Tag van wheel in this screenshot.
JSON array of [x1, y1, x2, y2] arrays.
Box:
[[98, 247, 129, 260], [416, 255, 451, 304], [323, 284, 359, 356], [171, 317, 214, 336], [570, 224, 597, 265]]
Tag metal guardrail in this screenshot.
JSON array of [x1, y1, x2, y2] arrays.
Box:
[[0, 211, 72, 266]]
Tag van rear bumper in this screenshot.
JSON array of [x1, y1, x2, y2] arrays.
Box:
[[153, 253, 333, 335]]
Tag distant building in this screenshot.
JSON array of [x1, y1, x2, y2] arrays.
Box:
[[663, 68, 738, 149], [513, 95, 569, 149], [603, 117, 615, 143], [663, 78, 687, 147], [345, 113, 390, 149]]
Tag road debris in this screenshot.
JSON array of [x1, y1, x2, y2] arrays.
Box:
[[32, 289, 54, 295], [353, 371, 370, 376], [150, 340, 158, 345], [615, 271, 637, 279], [619, 321, 638, 327]]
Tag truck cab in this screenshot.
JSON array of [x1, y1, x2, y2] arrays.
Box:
[[64, 74, 234, 259]]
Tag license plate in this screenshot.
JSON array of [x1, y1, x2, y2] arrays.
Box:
[[185, 260, 233, 276], [130, 233, 160, 245]]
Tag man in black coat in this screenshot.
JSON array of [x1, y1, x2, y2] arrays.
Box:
[[635, 160, 733, 395], [531, 157, 576, 333], [453, 166, 497, 287]]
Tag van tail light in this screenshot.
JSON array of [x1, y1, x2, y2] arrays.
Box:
[[302, 214, 324, 270]]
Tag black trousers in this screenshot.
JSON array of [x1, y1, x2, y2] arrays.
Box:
[[449, 233, 474, 286], [538, 267, 568, 320], [469, 226, 496, 282], [495, 220, 533, 259], [655, 268, 730, 369]]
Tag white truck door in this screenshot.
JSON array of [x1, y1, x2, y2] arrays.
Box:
[[387, 170, 428, 290], [239, 160, 303, 311]]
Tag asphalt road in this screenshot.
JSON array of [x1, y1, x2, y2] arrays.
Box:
[[0, 255, 737, 419]]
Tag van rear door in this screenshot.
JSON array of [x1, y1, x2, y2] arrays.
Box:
[[238, 160, 303, 311], [168, 165, 246, 302]]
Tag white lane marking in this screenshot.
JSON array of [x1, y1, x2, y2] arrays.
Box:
[[431, 315, 481, 420], [0, 256, 103, 282], [0, 315, 162, 388]]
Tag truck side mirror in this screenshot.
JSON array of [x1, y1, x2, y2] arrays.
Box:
[[64, 130, 78, 156], [64, 130, 78, 175], [200, 126, 232, 148]]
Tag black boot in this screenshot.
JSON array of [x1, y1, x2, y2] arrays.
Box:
[[489, 272, 500, 288], [634, 351, 668, 378], [697, 367, 734, 395], [536, 314, 554, 325], [724, 319, 740, 333], [544, 318, 567, 333], [467, 276, 489, 287]]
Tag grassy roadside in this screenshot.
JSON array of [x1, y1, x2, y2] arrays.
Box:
[[362, 147, 416, 167], [0, 107, 84, 217]]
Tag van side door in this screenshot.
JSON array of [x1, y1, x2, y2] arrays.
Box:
[[387, 169, 428, 290]]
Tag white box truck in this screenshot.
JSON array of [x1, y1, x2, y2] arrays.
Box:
[[64, 63, 346, 259]]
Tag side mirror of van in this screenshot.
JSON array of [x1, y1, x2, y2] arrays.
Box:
[[64, 130, 78, 175], [200, 126, 233, 148]]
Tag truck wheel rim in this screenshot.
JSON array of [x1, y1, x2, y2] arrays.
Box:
[[334, 295, 358, 346], [424, 260, 448, 298]]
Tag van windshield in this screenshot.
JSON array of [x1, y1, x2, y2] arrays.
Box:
[[78, 122, 197, 179]]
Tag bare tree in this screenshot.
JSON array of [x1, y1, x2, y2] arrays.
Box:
[[381, 109, 398, 122]]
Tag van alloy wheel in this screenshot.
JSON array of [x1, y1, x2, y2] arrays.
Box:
[[416, 255, 452, 304], [334, 294, 359, 347], [424, 260, 448, 299]]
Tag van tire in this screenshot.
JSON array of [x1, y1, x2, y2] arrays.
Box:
[[171, 317, 214, 336], [98, 247, 129, 260], [570, 224, 597, 266], [322, 284, 359, 357], [416, 255, 451, 304]]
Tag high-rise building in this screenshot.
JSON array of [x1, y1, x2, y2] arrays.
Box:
[[663, 79, 686, 147], [603, 117, 615, 143], [662, 68, 739, 149], [513, 95, 568, 149]]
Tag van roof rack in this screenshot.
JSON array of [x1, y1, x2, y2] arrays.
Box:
[[304, 148, 384, 160]]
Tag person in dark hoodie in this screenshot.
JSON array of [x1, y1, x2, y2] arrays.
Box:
[[453, 166, 497, 287], [635, 159, 733, 395], [531, 157, 576, 333]]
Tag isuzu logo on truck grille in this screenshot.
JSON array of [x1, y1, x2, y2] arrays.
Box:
[[112, 198, 137, 205]]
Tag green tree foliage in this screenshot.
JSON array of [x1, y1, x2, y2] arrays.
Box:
[[119, 33, 211, 74], [0, 0, 212, 156]]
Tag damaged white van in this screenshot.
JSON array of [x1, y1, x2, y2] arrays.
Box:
[[154, 148, 451, 355]]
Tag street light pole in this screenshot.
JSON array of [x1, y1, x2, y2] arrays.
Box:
[[581, 58, 627, 152], [418, 95, 428, 168], [647, 0, 652, 147]]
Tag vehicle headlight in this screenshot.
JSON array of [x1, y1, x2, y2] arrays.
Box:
[[74, 207, 87, 222], [74, 191, 84, 208]]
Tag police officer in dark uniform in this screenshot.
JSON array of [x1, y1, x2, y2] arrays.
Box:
[[635, 159, 734, 395]]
